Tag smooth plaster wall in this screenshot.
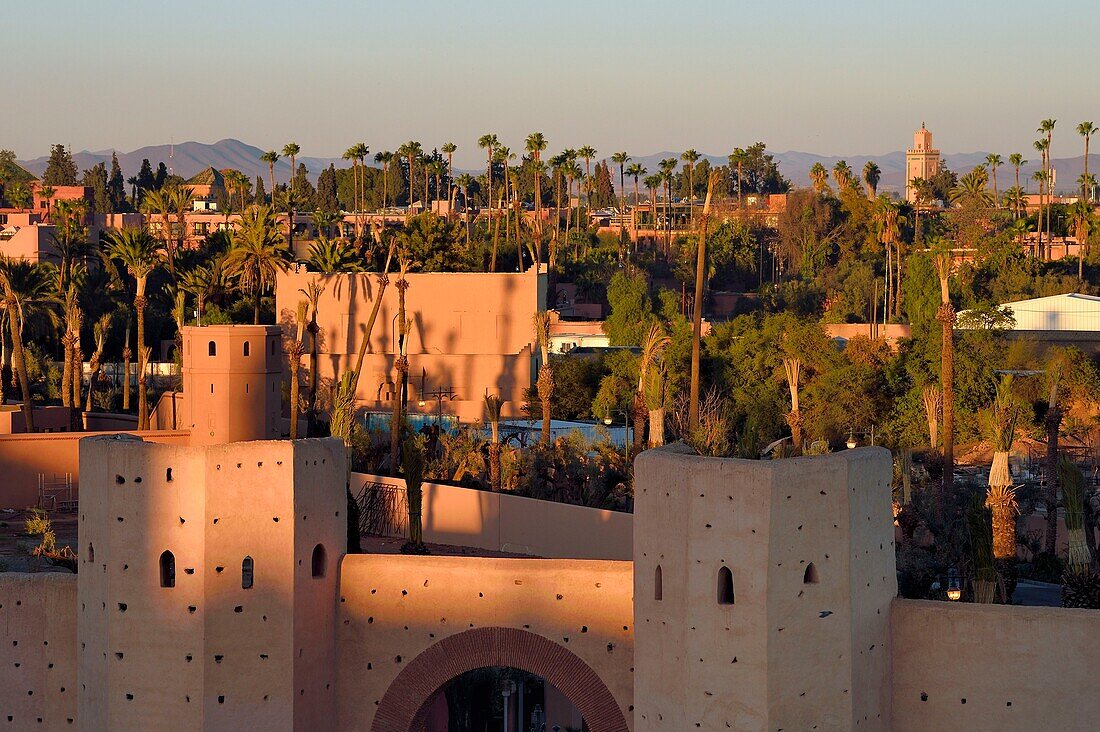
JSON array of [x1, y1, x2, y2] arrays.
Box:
[[181, 325, 283, 446], [0, 430, 191, 510], [275, 270, 545, 420], [0, 573, 78, 730], [335, 555, 634, 732], [76, 435, 345, 730], [354, 472, 632, 559], [891, 599, 1100, 731], [632, 445, 894, 732]]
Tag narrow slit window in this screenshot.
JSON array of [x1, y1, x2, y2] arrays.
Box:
[[243, 341, 250, 357], [717, 566, 734, 605], [159, 550, 176, 588], [311, 544, 326, 578], [87, 543, 94, 563], [208, 341, 217, 357], [242, 556, 254, 589], [804, 562, 819, 584], [654, 565, 663, 601]]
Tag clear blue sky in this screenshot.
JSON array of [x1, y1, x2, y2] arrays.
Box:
[[8, 0, 1098, 166]]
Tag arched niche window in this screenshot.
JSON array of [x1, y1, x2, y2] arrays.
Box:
[[243, 341, 251, 357], [87, 543, 94, 563], [159, 550, 176, 588], [717, 566, 734, 605], [311, 544, 326, 578], [654, 565, 663, 601], [242, 556, 254, 589], [804, 562, 819, 584], [207, 341, 217, 357]]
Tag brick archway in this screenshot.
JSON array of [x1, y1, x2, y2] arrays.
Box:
[[370, 626, 630, 732]]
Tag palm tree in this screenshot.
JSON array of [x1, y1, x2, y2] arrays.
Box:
[[375, 151, 393, 212], [484, 394, 504, 492], [1078, 122, 1095, 203], [84, 313, 113, 412], [141, 187, 175, 275], [832, 161, 855, 193], [1042, 349, 1072, 557], [932, 240, 956, 512], [985, 154, 1003, 204], [223, 205, 291, 324], [1038, 119, 1057, 250], [526, 133, 548, 238], [985, 374, 1019, 587], [564, 160, 583, 237], [729, 148, 748, 206], [301, 278, 328, 437], [533, 311, 553, 445], [809, 163, 830, 195], [305, 236, 363, 273], [455, 173, 474, 249], [681, 149, 701, 223], [39, 185, 55, 222], [0, 257, 55, 432], [287, 300, 308, 439], [400, 436, 426, 551], [643, 174, 661, 238], [688, 172, 720, 430], [1003, 187, 1028, 224], [477, 133, 498, 220], [636, 323, 671, 454], [873, 195, 905, 318], [1032, 165, 1048, 258], [179, 260, 221, 324], [282, 142, 300, 194], [1070, 199, 1093, 283], [397, 141, 423, 216], [658, 158, 678, 251], [862, 161, 881, 199], [626, 163, 646, 236], [911, 178, 932, 243], [577, 146, 597, 192], [950, 167, 995, 208], [1008, 153, 1026, 218], [260, 150, 280, 204], [388, 260, 412, 475], [441, 142, 457, 206], [343, 145, 360, 217], [611, 152, 630, 230], [104, 227, 162, 430]]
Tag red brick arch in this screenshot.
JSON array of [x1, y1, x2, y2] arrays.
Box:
[[371, 626, 630, 732]]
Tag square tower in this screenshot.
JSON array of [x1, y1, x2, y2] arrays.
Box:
[[905, 124, 941, 204], [77, 435, 345, 730], [181, 325, 284, 445], [633, 445, 895, 731]]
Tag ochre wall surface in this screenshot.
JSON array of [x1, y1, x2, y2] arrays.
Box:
[[633, 445, 894, 732], [891, 599, 1100, 731], [0, 573, 78, 730], [76, 435, 345, 730], [354, 472, 632, 559], [335, 555, 634, 731], [276, 270, 545, 420], [0, 430, 191, 510]]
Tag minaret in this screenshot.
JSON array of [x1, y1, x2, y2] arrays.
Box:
[[905, 123, 941, 203]]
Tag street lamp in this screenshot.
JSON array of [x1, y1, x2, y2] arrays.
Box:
[[946, 567, 962, 601], [603, 408, 631, 450], [846, 429, 857, 450]]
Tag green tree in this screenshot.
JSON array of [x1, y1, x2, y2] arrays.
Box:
[[42, 144, 78, 186], [603, 270, 656, 345], [223, 205, 292, 323], [862, 161, 881, 199], [104, 227, 162, 429], [282, 142, 300, 194], [1078, 122, 1095, 203], [985, 153, 1003, 204], [261, 150, 280, 204]]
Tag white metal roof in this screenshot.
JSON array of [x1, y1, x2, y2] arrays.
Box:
[[995, 293, 1100, 331]]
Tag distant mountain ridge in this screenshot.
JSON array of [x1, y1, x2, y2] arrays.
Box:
[[16, 139, 1097, 194]]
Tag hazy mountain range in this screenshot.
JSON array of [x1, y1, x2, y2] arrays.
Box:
[[16, 138, 1096, 194]]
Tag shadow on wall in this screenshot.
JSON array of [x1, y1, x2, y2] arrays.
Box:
[[353, 472, 631, 560]]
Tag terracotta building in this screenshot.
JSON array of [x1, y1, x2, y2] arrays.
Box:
[[275, 269, 547, 423]]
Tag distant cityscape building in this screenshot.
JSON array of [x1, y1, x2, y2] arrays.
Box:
[[905, 123, 941, 204]]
